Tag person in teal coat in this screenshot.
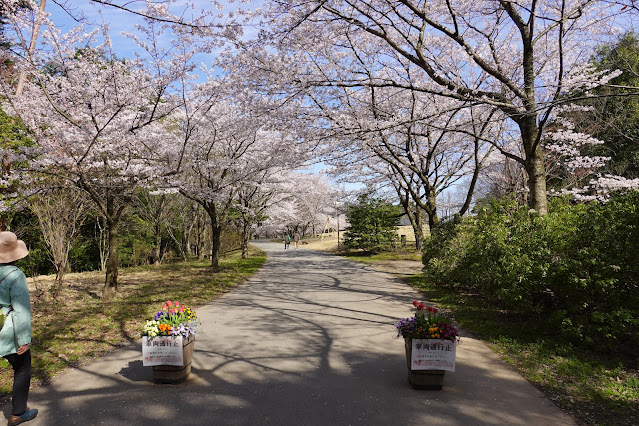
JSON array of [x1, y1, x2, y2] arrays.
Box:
[[0, 231, 38, 426]]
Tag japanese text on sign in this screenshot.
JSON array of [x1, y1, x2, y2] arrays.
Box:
[[411, 339, 456, 372], [142, 336, 184, 366]]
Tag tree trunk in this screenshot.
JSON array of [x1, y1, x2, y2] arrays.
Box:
[[459, 138, 483, 217], [54, 257, 68, 285], [426, 192, 439, 232], [526, 146, 548, 215], [103, 219, 119, 300], [204, 202, 221, 269], [403, 199, 424, 252], [154, 223, 162, 265], [414, 206, 424, 251], [241, 218, 250, 259], [520, 29, 549, 215], [521, 119, 549, 215], [211, 223, 221, 268]]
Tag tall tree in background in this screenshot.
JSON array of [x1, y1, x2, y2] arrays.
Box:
[[263, 0, 630, 214], [579, 32, 639, 178]]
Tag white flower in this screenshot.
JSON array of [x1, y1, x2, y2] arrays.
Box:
[[143, 320, 160, 337]]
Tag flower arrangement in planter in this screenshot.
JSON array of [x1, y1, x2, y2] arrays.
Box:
[[395, 301, 460, 390], [141, 301, 199, 383], [395, 301, 459, 342], [142, 300, 199, 338]]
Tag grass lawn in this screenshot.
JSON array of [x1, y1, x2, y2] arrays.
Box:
[[0, 246, 266, 398], [411, 274, 639, 426], [344, 254, 639, 426]]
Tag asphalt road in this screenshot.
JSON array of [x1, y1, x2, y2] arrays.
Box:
[[3, 241, 576, 425]]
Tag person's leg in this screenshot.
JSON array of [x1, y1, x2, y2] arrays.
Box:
[[4, 350, 32, 415]]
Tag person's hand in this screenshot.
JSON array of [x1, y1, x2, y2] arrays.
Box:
[[17, 344, 30, 355]]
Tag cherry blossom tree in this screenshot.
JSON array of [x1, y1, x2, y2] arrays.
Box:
[[277, 172, 339, 236], [49, 0, 249, 36], [0, 6, 205, 298], [260, 0, 632, 214], [293, 173, 337, 236], [254, 171, 340, 241], [325, 85, 499, 228], [170, 78, 299, 267], [232, 169, 294, 258]]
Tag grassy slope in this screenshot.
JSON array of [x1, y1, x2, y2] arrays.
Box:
[[0, 247, 266, 396]]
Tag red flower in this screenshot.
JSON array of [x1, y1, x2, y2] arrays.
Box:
[[426, 306, 432, 312], [418, 303, 425, 310], [433, 308, 438, 314], [412, 300, 418, 307]]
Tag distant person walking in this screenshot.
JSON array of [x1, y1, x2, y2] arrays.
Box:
[[293, 232, 301, 249], [284, 233, 291, 249], [0, 231, 38, 426]]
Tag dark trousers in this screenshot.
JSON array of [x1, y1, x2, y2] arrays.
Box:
[[4, 350, 31, 415]]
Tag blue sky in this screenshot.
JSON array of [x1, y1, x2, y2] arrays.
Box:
[[45, 1, 250, 62], [47, 1, 150, 58], [44, 1, 267, 85]]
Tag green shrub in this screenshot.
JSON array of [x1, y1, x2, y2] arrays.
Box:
[[423, 192, 639, 352], [16, 246, 54, 277], [344, 194, 400, 253]]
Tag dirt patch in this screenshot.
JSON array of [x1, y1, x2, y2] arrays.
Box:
[[365, 260, 424, 276], [300, 236, 339, 251]]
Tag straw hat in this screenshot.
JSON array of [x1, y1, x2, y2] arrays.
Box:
[[0, 231, 29, 263]]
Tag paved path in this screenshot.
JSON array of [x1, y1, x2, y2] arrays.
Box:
[[4, 241, 575, 425]]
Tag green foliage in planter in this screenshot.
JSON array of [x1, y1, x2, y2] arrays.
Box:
[[422, 192, 639, 353], [344, 194, 401, 253]]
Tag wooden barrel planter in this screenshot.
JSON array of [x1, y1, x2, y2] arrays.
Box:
[[152, 335, 195, 384]]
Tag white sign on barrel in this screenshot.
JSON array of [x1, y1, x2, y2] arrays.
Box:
[[142, 336, 184, 366]]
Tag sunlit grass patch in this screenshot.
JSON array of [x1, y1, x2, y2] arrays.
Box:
[[0, 246, 266, 397]]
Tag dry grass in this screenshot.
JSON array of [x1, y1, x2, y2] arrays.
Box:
[[301, 235, 340, 251], [0, 247, 266, 399], [302, 236, 424, 276]]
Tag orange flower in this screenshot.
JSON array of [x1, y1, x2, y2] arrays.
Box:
[[158, 323, 173, 333]]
